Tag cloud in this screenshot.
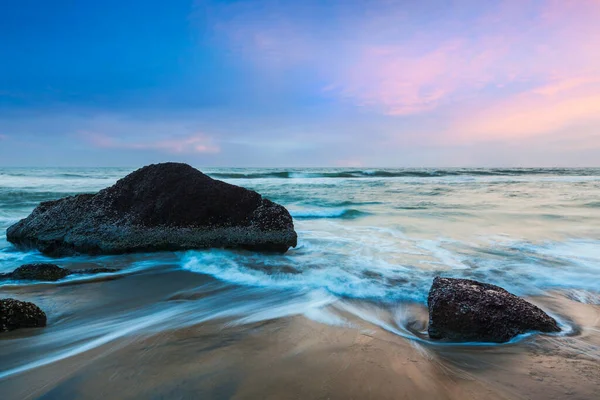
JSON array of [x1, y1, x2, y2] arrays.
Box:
[[335, 37, 509, 116], [4, 0, 600, 167], [204, 0, 600, 123], [454, 77, 600, 141], [202, 1, 511, 115], [0, 134, 7, 140], [81, 132, 220, 154], [201, 0, 600, 160]]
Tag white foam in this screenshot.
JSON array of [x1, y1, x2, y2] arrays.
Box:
[[232, 289, 336, 325], [290, 207, 363, 219], [0, 286, 343, 380], [417, 240, 469, 270], [0, 306, 183, 380], [304, 307, 351, 327], [181, 250, 404, 301], [563, 289, 600, 305]]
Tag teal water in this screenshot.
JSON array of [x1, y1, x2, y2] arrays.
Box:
[[1, 167, 600, 381], [2, 167, 599, 301]]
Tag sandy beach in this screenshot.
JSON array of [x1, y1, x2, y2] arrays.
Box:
[[1, 265, 599, 400]]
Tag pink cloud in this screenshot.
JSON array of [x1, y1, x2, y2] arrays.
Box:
[[453, 78, 600, 141], [341, 1, 600, 117], [209, 0, 600, 120], [446, 0, 600, 141], [205, 1, 523, 115], [336, 37, 511, 115], [532, 77, 600, 97], [199, 0, 600, 157], [82, 133, 220, 154]]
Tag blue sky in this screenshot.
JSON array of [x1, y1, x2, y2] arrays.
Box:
[[1, 0, 599, 167]]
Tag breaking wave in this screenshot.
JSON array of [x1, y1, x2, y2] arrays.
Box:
[[290, 208, 369, 219], [207, 168, 600, 180]]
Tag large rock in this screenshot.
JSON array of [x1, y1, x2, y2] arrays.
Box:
[[7, 163, 298, 256], [427, 277, 560, 343], [0, 298, 47, 332]]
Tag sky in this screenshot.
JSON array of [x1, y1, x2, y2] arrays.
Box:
[[1, 0, 599, 167]]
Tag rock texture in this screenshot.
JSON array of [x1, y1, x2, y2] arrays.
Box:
[[0, 263, 119, 282], [11, 263, 71, 281], [0, 298, 47, 332], [7, 163, 298, 256], [428, 277, 560, 343]]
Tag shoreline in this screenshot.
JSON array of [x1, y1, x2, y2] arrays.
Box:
[[1, 282, 598, 399]]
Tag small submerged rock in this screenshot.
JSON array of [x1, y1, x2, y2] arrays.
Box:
[[427, 277, 560, 343], [0, 298, 47, 332], [12, 263, 70, 281], [1, 263, 119, 282], [7, 162, 298, 255]]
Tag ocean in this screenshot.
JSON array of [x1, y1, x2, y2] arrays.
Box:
[[1, 167, 600, 395]]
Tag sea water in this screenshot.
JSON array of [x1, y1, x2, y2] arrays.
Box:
[[1, 167, 600, 377], [3, 167, 599, 301]]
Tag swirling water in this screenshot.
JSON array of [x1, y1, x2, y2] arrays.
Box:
[[1, 167, 600, 383]]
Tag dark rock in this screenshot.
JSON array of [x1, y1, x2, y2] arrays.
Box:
[[427, 277, 560, 343], [6, 264, 119, 282], [7, 163, 298, 256], [0, 298, 47, 332], [12, 263, 70, 281]]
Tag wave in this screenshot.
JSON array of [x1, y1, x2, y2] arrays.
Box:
[[181, 251, 405, 301], [563, 289, 600, 305], [394, 205, 430, 210], [290, 208, 369, 219], [334, 200, 382, 206], [0, 190, 82, 206], [179, 235, 600, 304], [582, 201, 600, 208], [333, 301, 571, 347], [0, 286, 336, 380], [209, 171, 293, 179], [207, 168, 600, 180]]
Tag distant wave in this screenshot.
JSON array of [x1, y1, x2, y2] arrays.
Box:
[[209, 171, 294, 179], [56, 173, 98, 178], [0, 190, 79, 200], [333, 200, 383, 207], [290, 208, 368, 219], [394, 205, 430, 210], [583, 201, 600, 208], [208, 168, 600, 180]]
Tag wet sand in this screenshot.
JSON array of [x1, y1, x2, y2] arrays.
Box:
[[1, 270, 599, 400]]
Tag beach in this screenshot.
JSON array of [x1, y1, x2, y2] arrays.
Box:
[[1, 271, 599, 399], [1, 167, 600, 399]]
